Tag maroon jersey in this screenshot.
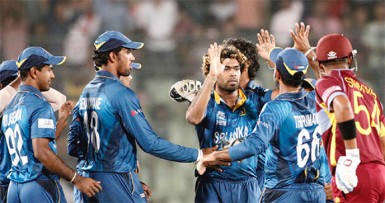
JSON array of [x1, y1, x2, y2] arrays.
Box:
[[315, 69, 385, 174]]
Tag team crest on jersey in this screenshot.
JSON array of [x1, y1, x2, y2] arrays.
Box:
[[327, 51, 337, 60], [216, 111, 226, 126]]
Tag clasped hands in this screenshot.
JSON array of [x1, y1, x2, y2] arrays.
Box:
[[196, 146, 232, 175]]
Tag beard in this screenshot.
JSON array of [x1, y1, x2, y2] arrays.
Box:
[[118, 68, 131, 77], [219, 82, 239, 93]]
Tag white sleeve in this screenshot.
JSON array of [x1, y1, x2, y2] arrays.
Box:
[[42, 88, 66, 112], [0, 85, 18, 113]]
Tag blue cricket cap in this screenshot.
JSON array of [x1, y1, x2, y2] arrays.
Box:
[[269, 47, 309, 79], [94, 31, 144, 52], [0, 60, 18, 84], [17, 47, 66, 70]]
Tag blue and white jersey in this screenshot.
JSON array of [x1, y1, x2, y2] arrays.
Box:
[[1, 85, 57, 183], [196, 89, 259, 180], [67, 105, 87, 170], [244, 81, 272, 109], [244, 81, 272, 177], [229, 90, 323, 188], [72, 71, 198, 173], [0, 127, 11, 185]]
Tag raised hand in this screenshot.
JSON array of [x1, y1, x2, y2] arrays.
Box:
[[256, 29, 276, 61], [208, 43, 226, 82], [56, 101, 74, 139], [290, 22, 311, 54]]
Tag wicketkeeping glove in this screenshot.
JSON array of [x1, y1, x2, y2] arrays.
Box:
[[169, 79, 202, 103], [335, 149, 360, 194]]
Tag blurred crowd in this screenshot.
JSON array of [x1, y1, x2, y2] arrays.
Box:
[[1, 0, 384, 202]]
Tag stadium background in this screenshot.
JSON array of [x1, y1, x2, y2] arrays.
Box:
[[0, 0, 384, 202]]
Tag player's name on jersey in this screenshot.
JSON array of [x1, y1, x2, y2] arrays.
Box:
[[79, 97, 102, 110], [293, 113, 317, 128], [345, 77, 377, 100], [2, 109, 22, 127]]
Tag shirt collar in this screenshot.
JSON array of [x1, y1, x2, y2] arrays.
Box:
[[275, 89, 309, 101], [95, 70, 119, 80], [19, 85, 45, 100], [213, 88, 247, 111]]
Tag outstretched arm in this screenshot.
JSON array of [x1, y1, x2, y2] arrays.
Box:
[[290, 22, 320, 79], [256, 29, 276, 69], [197, 105, 276, 175]]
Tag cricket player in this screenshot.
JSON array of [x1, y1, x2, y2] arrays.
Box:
[[197, 48, 327, 202], [1, 47, 101, 203], [0, 59, 72, 203], [69, 31, 206, 202], [315, 33, 385, 202]]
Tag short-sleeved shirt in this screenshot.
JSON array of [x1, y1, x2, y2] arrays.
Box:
[[315, 69, 385, 173], [71, 71, 198, 173], [1, 85, 57, 183]]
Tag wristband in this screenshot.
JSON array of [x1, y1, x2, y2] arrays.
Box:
[[337, 119, 357, 140], [196, 149, 203, 162], [304, 47, 316, 57], [70, 172, 77, 183]]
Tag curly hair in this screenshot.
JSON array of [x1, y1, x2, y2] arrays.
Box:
[[222, 38, 260, 80], [201, 45, 247, 77]]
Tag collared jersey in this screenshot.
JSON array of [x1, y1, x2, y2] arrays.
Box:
[[72, 71, 198, 173], [229, 90, 323, 188], [196, 88, 259, 180], [315, 69, 385, 173], [1, 85, 57, 183]]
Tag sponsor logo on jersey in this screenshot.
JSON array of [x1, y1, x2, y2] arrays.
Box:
[[38, 118, 54, 129], [216, 111, 226, 126], [130, 109, 143, 116]]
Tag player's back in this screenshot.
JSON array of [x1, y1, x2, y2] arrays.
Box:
[[1, 86, 57, 182], [77, 71, 137, 173], [263, 91, 321, 188], [316, 69, 385, 167]]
